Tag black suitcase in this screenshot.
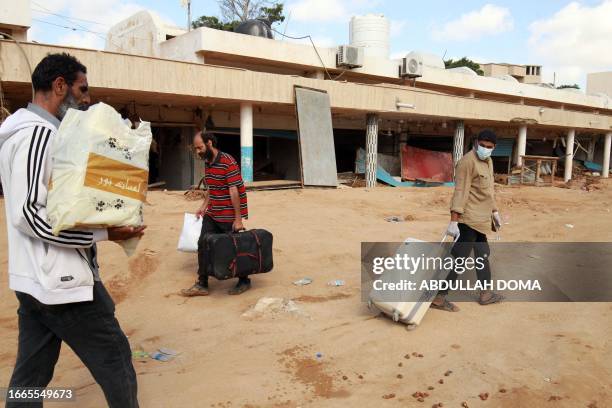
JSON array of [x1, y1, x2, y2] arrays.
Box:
[[205, 229, 273, 280]]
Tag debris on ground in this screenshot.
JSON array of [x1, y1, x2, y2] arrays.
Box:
[[150, 347, 179, 362], [293, 277, 313, 286], [385, 216, 402, 222], [241, 297, 308, 319], [479, 392, 489, 401], [132, 350, 149, 359], [327, 279, 345, 286]]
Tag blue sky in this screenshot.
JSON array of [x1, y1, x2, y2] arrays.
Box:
[[29, 0, 612, 88]]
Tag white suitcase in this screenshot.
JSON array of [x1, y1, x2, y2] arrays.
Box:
[[368, 235, 456, 330]]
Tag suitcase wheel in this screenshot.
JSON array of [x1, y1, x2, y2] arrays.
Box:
[[392, 309, 400, 322], [367, 300, 373, 311], [405, 323, 417, 331]]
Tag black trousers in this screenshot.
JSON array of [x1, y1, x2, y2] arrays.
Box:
[[197, 215, 249, 286], [440, 223, 492, 295], [6, 282, 138, 408]]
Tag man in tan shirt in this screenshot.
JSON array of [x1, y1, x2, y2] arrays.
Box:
[[431, 130, 503, 312]]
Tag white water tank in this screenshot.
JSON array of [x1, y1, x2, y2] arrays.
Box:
[[349, 14, 390, 58]]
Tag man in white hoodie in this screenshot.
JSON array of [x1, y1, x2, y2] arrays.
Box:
[[0, 53, 144, 408]]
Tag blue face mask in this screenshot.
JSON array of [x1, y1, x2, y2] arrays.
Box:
[[476, 144, 494, 160]]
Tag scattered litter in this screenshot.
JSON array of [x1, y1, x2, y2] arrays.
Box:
[[544, 377, 552, 382], [242, 297, 309, 319], [158, 347, 178, 356], [564, 224, 574, 229], [444, 370, 453, 376], [479, 392, 489, 401], [382, 393, 396, 399], [293, 277, 313, 286], [385, 216, 402, 223], [132, 350, 149, 359], [327, 279, 345, 286], [150, 348, 179, 362], [315, 352, 323, 360]]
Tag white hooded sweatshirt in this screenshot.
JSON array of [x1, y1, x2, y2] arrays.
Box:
[[0, 104, 107, 304]]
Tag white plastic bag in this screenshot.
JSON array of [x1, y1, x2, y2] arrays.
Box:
[[177, 213, 202, 252], [47, 103, 151, 255]]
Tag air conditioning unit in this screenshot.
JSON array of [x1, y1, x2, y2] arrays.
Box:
[[336, 45, 363, 68], [399, 55, 423, 78]]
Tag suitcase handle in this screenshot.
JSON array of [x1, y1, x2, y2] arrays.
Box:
[[227, 230, 263, 278]]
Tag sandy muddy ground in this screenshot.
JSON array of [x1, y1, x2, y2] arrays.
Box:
[[1, 180, 611, 407]]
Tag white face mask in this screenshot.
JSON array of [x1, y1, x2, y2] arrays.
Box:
[[476, 144, 494, 160]]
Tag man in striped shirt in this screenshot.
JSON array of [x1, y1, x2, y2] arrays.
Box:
[[181, 132, 250, 296]]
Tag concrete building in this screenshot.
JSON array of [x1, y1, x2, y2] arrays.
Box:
[[0, 0, 31, 41], [480, 63, 542, 84], [1, 11, 611, 189]]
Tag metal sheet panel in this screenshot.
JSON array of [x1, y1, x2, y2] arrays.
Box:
[[294, 86, 338, 187], [491, 138, 515, 158]]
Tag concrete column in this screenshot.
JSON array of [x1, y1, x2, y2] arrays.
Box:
[[365, 113, 378, 188], [516, 125, 527, 166], [586, 137, 596, 162], [603, 132, 611, 178], [564, 129, 575, 182], [453, 120, 464, 179], [240, 102, 253, 183]]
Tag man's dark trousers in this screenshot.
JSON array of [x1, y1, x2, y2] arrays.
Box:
[[197, 214, 249, 286], [6, 281, 138, 408], [440, 223, 492, 295]]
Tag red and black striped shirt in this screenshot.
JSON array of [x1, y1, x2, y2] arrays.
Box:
[[205, 152, 248, 222]]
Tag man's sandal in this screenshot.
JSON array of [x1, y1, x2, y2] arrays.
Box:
[[430, 298, 460, 312], [478, 292, 504, 305]]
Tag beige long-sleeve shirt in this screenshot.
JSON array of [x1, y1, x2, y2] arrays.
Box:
[[450, 150, 498, 235]]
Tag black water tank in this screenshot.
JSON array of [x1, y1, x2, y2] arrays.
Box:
[[234, 19, 273, 39]]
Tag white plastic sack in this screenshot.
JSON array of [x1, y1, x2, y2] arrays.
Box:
[[47, 102, 151, 253], [177, 213, 202, 252]]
